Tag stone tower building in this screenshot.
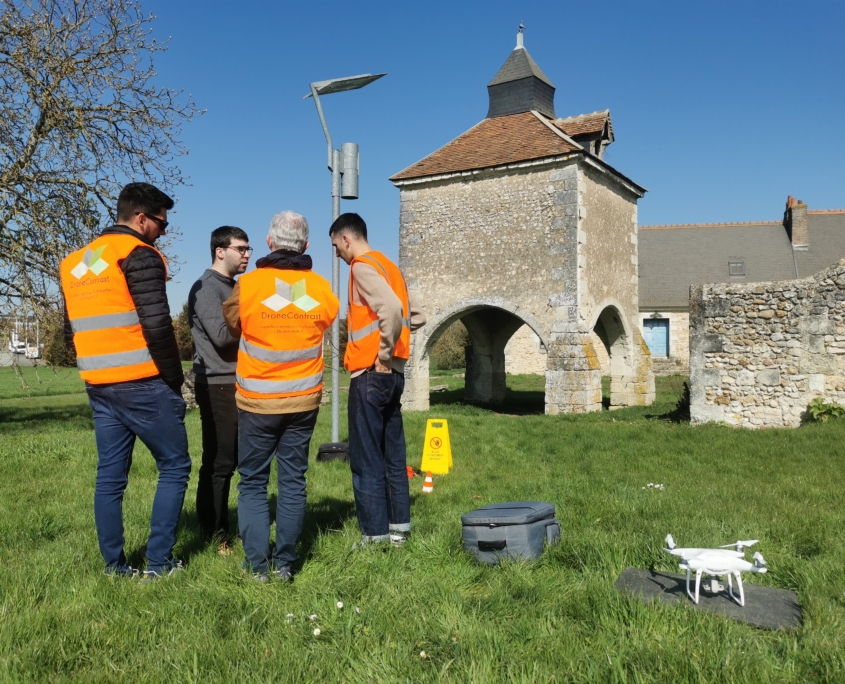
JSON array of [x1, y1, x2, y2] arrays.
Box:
[[390, 31, 655, 413]]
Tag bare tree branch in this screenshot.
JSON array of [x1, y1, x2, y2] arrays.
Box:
[[0, 0, 202, 314]]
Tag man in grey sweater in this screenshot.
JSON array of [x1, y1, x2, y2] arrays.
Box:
[[188, 226, 251, 551]]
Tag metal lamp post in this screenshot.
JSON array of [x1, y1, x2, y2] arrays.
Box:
[[305, 72, 386, 453]]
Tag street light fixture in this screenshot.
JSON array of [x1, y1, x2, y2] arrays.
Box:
[[305, 72, 386, 455]]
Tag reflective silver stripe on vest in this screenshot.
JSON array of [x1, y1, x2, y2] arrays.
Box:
[[239, 338, 321, 364], [236, 372, 323, 394], [348, 320, 379, 342], [76, 347, 153, 371], [71, 310, 141, 333], [348, 319, 411, 343]]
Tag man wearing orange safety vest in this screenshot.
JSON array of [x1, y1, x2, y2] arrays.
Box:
[[223, 211, 338, 581], [59, 183, 191, 580], [329, 213, 426, 547]]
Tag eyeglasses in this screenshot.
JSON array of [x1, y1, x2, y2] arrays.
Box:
[[226, 245, 254, 256], [139, 213, 169, 232]]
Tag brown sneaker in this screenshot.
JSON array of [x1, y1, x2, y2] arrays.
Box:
[[218, 542, 233, 556]]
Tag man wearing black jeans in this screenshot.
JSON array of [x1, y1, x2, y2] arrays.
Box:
[[188, 226, 251, 552]]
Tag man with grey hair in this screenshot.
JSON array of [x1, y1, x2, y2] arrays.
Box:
[[223, 211, 338, 581]]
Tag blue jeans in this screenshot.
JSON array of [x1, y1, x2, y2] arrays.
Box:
[[348, 370, 411, 537], [237, 408, 318, 573], [85, 377, 191, 574]]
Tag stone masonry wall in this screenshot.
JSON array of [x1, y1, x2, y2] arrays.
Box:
[[504, 325, 547, 375], [396, 155, 652, 414], [398, 159, 582, 412], [399, 161, 578, 334], [503, 326, 611, 376], [690, 259, 845, 428], [580, 166, 639, 333], [578, 165, 654, 406]]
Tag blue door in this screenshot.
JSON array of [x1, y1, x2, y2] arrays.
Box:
[[643, 319, 669, 357]]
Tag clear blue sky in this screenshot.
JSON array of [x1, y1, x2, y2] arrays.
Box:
[[149, 0, 845, 311]]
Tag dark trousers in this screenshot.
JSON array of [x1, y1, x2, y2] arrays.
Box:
[[85, 377, 191, 573], [236, 408, 319, 573], [195, 382, 238, 539], [348, 370, 411, 537]]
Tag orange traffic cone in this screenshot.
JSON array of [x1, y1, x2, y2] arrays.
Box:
[[422, 472, 434, 493]]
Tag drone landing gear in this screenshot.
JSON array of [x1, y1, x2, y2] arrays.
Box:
[[685, 569, 745, 606]]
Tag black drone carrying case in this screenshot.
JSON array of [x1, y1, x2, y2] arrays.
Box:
[[461, 501, 561, 564]]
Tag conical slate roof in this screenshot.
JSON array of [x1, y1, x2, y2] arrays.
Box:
[[486, 41, 556, 119], [488, 46, 554, 88]]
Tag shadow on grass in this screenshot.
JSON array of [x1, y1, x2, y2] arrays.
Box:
[[164, 494, 358, 570], [644, 380, 691, 423], [296, 496, 357, 567], [0, 401, 93, 428], [430, 387, 546, 415]]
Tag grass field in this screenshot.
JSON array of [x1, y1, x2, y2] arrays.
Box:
[[1, 366, 844, 682]]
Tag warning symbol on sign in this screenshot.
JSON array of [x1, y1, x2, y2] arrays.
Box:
[[421, 419, 452, 474]]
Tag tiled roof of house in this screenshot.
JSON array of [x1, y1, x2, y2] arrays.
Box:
[[389, 111, 579, 181], [639, 212, 845, 310], [553, 110, 611, 138]]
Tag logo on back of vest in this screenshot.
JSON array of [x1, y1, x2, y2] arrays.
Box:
[[262, 278, 319, 312], [70, 246, 109, 279]]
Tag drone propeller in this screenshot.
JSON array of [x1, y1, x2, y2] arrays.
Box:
[[719, 539, 759, 549], [752, 552, 767, 567], [665, 534, 676, 550]]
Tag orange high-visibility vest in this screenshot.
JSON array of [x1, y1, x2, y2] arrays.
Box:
[[60, 233, 164, 384], [236, 267, 339, 400], [344, 251, 411, 373]]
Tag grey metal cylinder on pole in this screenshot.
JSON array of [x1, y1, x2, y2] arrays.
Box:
[[341, 143, 359, 200]]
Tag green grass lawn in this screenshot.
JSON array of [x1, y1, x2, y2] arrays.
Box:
[[1, 367, 844, 682]]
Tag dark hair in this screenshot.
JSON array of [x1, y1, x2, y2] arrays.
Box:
[[329, 212, 367, 240], [210, 226, 249, 263], [116, 182, 175, 223]]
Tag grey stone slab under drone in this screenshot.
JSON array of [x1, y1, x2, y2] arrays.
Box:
[[614, 568, 802, 631]]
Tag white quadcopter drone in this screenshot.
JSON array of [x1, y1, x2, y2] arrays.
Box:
[[664, 534, 767, 607]]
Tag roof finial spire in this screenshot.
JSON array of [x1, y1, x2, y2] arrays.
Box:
[[516, 21, 524, 49]]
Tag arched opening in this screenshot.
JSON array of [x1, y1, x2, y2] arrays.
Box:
[[591, 305, 634, 409], [405, 300, 548, 413]]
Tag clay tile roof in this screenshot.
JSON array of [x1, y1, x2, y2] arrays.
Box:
[[390, 111, 579, 182], [553, 110, 611, 138]]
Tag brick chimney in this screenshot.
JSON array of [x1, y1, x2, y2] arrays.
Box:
[[784, 196, 809, 248]]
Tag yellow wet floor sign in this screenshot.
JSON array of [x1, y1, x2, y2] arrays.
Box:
[[420, 418, 452, 474]]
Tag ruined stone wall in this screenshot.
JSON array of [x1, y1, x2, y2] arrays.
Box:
[[690, 260, 845, 428]]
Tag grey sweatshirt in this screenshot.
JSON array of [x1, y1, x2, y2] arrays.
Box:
[[188, 269, 240, 384]]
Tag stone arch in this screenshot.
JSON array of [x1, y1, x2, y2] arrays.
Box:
[[588, 299, 652, 409], [403, 297, 549, 411]]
